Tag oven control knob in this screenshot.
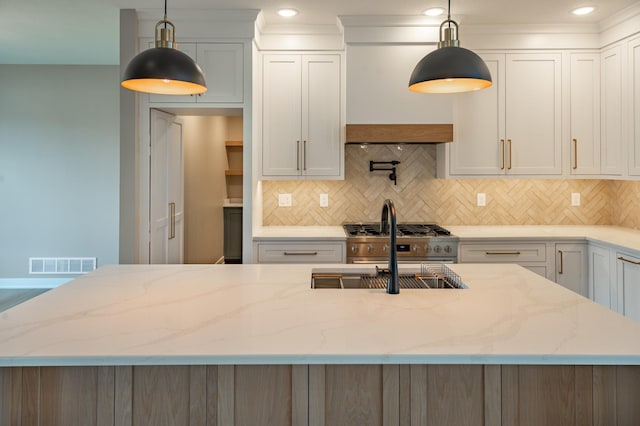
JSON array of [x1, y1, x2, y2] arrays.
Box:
[[382, 245, 388, 252], [425, 245, 431, 254], [433, 245, 442, 253], [444, 245, 452, 254], [351, 246, 358, 253], [413, 245, 419, 253], [367, 245, 374, 254]]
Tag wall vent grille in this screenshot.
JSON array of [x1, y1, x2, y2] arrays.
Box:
[[29, 257, 97, 275]]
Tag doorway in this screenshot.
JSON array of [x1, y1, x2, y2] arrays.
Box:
[[149, 108, 243, 265]]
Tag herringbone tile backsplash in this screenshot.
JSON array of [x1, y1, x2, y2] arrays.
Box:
[[262, 145, 637, 228]]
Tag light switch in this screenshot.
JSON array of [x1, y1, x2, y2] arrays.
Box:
[[278, 193, 292, 207], [320, 193, 329, 207], [571, 192, 580, 206], [477, 193, 486, 207]]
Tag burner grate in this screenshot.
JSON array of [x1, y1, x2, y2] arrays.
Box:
[[344, 223, 451, 237]]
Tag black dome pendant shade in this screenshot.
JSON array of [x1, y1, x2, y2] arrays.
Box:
[[121, 0, 207, 95], [409, 0, 491, 94]]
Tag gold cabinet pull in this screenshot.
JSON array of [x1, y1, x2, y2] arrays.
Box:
[[618, 256, 640, 265], [558, 250, 564, 274], [500, 139, 505, 170], [168, 202, 176, 240], [507, 139, 512, 170], [303, 140, 307, 171], [296, 140, 301, 171], [572, 139, 578, 170], [485, 251, 521, 255]]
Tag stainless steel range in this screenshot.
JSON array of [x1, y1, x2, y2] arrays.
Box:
[[343, 223, 458, 264]]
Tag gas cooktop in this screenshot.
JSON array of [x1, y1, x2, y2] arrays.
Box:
[[343, 223, 452, 238]]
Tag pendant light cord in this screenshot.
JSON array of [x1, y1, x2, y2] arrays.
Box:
[[447, 0, 451, 28], [163, 0, 168, 28]]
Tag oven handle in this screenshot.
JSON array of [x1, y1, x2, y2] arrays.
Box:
[[349, 259, 455, 264]]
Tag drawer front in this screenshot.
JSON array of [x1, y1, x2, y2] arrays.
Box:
[[257, 243, 345, 263], [459, 243, 546, 263]]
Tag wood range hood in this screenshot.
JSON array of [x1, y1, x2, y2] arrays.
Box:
[[345, 124, 453, 144]]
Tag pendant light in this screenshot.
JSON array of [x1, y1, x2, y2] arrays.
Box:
[[409, 0, 491, 94], [121, 0, 207, 95]]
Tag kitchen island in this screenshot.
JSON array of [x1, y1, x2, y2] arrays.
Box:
[[1, 263, 640, 425]]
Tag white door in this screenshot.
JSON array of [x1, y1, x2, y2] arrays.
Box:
[[262, 54, 302, 176], [150, 109, 184, 264], [505, 54, 562, 175], [302, 54, 341, 177]]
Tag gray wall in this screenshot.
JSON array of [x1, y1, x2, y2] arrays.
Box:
[[0, 65, 120, 279]]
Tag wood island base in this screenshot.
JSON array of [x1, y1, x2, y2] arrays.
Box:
[[2, 364, 640, 425]]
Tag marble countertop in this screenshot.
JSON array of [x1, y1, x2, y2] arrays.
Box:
[[254, 225, 640, 253], [253, 226, 346, 240], [2, 263, 640, 367], [447, 225, 640, 253]]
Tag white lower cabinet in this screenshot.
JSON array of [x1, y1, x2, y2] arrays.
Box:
[[458, 241, 548, 278], [615, 251, 640, 323], [588, 243, 613, 309], [255, 241, 346, 264], [554, 243, 588, 297]]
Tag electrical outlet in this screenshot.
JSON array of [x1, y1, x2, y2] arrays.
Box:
[[278, 193, 292, 207], [477, 193, 486, 207], [320, 193, 329, 207], [571, 192, 581, 206]]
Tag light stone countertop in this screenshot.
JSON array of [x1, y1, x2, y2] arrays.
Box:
[[253, 226, 346, 240], [447, 225, 640, 253], [1, 263, 640, 367], [254, 225, 640, 254]]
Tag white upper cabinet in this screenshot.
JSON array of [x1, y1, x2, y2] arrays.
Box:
[[569, 53, 601, 175], [261, 53, 343, 179], [505, 54, 562, 175], [449, 54, 504, 175], [629, 36, 640, 176], [601, 45, 624, 175], [444, 53, 562, 177], [148, 43, 244, 104]]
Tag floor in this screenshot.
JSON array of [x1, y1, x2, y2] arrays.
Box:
[[0, 289, 49, 313]]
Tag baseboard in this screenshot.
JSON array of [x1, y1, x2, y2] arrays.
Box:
[[215, 257, 225, 264], [0, 278, 73, 289]]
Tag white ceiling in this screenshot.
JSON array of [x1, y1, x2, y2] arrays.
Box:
[[1, 0, 638, 64]]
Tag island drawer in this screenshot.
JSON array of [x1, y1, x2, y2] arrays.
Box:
[[459, 243, 546, 263], [256, 242, 346, 263]]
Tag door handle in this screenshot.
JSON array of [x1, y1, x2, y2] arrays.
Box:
[[572, 139, 578, 170], [303, 140, 307, 171], [500, 139, 505, 170], [618, 256, 640, 265], [507, 139, 512, 170], [296, 140, 300, 171], [558, 250, 564, 274], [168, 202, 176, 240]]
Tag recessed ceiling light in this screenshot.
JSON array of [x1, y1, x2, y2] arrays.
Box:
[[277, 8, 299, 17], [423, 7, 446, 17], [572, 6, 595, 16]]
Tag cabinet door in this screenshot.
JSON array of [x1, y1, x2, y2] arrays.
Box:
[[505, 54, 562, 175], [588, 244, 612, 309], [601, 45, 624, 175], [450, 54, 505, 175], [223, 207, 243, 263], [302, 55, 342, 177], [616, 252, 640, 323], [148, 42, 198, 104], [262, 55, 302, 176], [570, 53, 601, 175], [629, 37, 640, 175], [197, 43, 243, 103], [555, 243, 588, 297]]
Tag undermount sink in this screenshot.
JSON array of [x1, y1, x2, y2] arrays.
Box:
[[311, 265, 467, 290]]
